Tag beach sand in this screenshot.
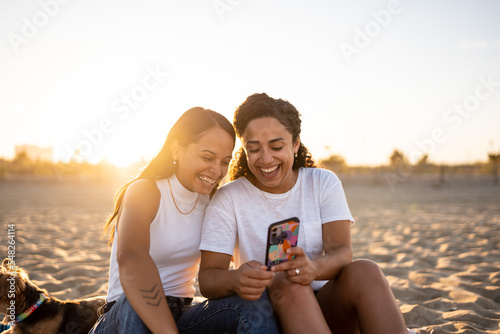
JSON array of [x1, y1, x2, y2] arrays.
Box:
[[1, 179, 499, 333]]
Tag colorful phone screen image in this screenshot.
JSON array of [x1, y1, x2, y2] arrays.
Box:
[[265, 217, 300, 270]]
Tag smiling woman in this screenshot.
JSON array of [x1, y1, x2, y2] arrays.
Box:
[[194, 93, 411, 334], [89, 106, 241, 333], [103, 107, 235, 242], [172, 126, 234, 195], [229, 93, 316, 194], [241, 117, 299, 194]]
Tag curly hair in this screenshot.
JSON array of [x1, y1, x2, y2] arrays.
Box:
[[229, 93, 316, 181]]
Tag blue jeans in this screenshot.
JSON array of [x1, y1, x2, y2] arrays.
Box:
[[177, 290, 280, 334], [89, 291, 279, 334], [89, 294, 157, 333]]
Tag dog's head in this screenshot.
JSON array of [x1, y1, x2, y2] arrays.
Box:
[[0, 258, 45, 316]]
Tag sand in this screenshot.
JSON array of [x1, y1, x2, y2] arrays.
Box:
[[0, 179, 499, 333]]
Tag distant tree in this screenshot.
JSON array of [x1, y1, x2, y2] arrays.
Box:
[[13, 150, 30, 164], [417, 154, 429, 166], [389, 149, 407, 166], [489, 153, 500, 161], [321, 154, 347, 173]]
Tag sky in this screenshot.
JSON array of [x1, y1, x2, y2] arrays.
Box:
[[1, 0, 499, 167]]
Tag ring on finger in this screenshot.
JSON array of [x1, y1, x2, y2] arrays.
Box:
[[295, 268, 300, 276]]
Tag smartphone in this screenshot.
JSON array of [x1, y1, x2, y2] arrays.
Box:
[[265, 217, 300, 270]]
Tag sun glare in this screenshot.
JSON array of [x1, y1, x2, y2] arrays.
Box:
[[107, 153, 133, 168]]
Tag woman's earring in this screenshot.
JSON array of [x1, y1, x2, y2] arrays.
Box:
[[173, 160, 177, 165], [294, 153, 297, 159]]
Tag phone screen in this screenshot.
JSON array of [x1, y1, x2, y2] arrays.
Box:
[[265, 217, 300, 270]]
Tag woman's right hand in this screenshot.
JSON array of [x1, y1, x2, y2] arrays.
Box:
[[199, 252, 273, 301], [233, 261, 274, 301]]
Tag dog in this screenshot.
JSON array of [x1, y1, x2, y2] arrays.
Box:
[[0, 258, 105, 334]]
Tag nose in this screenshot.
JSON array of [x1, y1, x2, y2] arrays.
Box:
[[209, 162, 222, 179], [260, 148, 273, 164]]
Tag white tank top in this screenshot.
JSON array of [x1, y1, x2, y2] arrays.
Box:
[[106, 175, 210, 302]]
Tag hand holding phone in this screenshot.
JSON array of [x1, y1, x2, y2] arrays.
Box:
[[265, 217, 300, 270], [234, 261, 274, 300]]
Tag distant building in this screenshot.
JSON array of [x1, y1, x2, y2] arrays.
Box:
[[15, 145, 53, 162]]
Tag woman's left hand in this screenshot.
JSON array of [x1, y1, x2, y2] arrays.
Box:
[[270, 247, 317, 285]]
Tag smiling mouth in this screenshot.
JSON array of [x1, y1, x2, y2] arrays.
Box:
[[260, 165, 280, 176], [198, 175, 216, 185]]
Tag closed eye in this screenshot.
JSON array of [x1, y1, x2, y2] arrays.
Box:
[[246, 145, 260, 153]]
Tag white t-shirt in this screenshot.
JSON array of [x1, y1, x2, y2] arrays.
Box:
[[106, 175, 210, 302], [200, 167, 354, 291]]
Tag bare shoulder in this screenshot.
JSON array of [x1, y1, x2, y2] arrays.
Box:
[[120, 178, 161, 220], [126, 178, 160, 198]]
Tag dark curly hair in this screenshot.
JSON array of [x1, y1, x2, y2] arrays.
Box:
[[229, 93, 315, 181]]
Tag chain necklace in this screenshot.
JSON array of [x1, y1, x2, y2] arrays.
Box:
[[258, 171, 297, 219], [167, 178, 200, 215]]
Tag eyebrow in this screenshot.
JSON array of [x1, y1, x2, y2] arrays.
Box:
[[246, 137, 286, 145], [202, 150, 232, 159]]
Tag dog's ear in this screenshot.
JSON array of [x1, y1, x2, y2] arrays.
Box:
[[1, 258, 12, 268], [1, 259, 24, 277], [0, 270, 28, 300], [0, 260, 30, 283], [0, 267, 27, 307]]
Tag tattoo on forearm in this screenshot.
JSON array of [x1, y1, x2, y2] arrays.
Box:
[[140, 284, 162, 307]]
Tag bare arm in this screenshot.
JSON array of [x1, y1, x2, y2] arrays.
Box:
[[311, 220, 353, 280], [199, 251, 274, 301], [271, 220, 353, 284], [116, 179, 178, 334]]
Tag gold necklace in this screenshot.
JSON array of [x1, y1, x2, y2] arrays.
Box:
[[167, 178, 200, 215], [258, 171, 297, 219]]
